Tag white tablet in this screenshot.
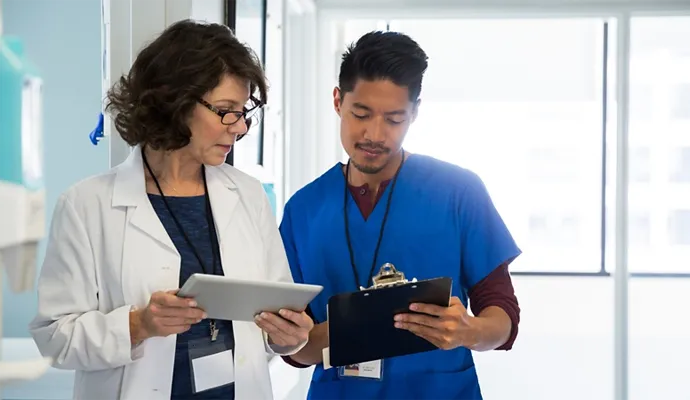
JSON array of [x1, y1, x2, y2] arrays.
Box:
[[177, 273, 323, 322]]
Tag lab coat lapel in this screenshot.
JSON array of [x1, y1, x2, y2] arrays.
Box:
[[205, 166, 239, 251], [112, 147, 177, 253]]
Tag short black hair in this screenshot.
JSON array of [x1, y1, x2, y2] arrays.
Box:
[[338, 31, 428, 102], [106, 19, 266, 151]]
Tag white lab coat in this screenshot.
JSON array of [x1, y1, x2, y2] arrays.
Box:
[[30, 148, 299, 400]]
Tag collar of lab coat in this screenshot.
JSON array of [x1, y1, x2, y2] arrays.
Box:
[[111, 146, 241, 253]]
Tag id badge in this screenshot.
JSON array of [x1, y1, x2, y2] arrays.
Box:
[[188, 334, 235, 394], [338, 360, 383, 381]]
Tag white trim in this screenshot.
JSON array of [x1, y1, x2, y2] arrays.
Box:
[[103, 0, 199, 169], [614, 13, 631, 400], [315, 16, 342, 176], [318, 0, 690, 18], [287, 0, 316, 14], [283, 3, 319, 199]]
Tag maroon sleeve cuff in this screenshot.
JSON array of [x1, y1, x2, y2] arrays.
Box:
[[281, 355, 311, 368], [467, 263, 520, 350]]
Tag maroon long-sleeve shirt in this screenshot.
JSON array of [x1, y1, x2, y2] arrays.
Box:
[[283, 179, 520, 368]]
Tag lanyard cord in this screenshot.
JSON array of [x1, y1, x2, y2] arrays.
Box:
[[142, 148, 220, 276], [344, 149, 406, 290]]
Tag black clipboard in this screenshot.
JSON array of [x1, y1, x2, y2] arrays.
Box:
[[327, 267, 452, 367]]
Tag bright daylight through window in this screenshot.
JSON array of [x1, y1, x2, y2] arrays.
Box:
[[388, 19, 609, 274]]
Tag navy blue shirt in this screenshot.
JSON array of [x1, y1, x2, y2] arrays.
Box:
[[149, 194, 235, 399]]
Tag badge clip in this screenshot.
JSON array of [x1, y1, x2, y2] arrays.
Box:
[[364, 263, 417, 291]]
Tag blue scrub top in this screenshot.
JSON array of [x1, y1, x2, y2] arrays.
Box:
[[280, 154, 521, 400]]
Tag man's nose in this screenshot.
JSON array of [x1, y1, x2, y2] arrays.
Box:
[[363, 117, 386, 142]]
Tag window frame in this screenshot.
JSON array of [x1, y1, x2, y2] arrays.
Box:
[[224, 0, 268, 167]]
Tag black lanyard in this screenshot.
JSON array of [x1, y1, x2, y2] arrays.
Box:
[[142, 149, 221, 277], [344, 150, 405, 290]]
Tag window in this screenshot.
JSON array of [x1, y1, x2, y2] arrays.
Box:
[[631, 147, 651, 183], [526, 148, 580, 183], [670, 147, 690, 182], [389, 18, 609, 273], [669, 210, 690, 246], [627, 16, 690, 274], [671, 83, 690, 120], [233, 0, 266, 168]]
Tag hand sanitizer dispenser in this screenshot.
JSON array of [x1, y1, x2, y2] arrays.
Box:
[[0, 34, 52, 385]]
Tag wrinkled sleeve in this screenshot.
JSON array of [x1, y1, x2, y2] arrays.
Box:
[[29, 194, 140, 371]]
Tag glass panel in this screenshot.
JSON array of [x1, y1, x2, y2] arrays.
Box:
[[628, 16, 690, 400], [191, 0, 224, 24], [234, 0, 265, 168], [389, 18, 607, 274], [626, 16, 690, 275], [388, 18, 615, 400]]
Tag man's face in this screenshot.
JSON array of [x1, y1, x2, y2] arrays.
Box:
[[334, 79, 418, 175]]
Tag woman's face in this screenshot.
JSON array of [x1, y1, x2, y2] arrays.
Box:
[[186, 74, 251, 166]]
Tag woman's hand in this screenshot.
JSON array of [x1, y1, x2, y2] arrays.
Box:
[[130, 290, 206, 344], [254, 309, 314, 348]]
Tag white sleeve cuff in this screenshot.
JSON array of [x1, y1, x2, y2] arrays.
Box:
[[262, 330, 308, 356]]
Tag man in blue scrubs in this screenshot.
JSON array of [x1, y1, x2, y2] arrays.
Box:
[[280, 31, 522, 399]]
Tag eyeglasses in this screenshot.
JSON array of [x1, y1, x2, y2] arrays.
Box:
[[198, 96, 264, 141]]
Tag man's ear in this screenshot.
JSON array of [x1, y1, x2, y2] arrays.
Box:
[[411, 98, 421, 123], [333, 87, 342, 116]]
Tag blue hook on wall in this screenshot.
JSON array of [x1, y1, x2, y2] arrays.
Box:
[[89, 113, 104, 145]]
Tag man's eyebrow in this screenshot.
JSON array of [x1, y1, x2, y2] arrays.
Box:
[[352, 102, 371, 111], [352, 102, 407, 116]]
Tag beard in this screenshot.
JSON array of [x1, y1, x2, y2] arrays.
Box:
[[351, 159, 387, 175]]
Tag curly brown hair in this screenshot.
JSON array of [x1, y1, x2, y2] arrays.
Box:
[[105, 19, 267, 151]]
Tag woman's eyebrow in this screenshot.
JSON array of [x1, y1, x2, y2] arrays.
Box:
[[213, 99, 241, 107]]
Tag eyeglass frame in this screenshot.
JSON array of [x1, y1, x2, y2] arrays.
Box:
[[197, 96, 264, 141]]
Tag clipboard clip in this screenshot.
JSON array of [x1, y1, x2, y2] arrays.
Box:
[[364, 263, 417, 290]]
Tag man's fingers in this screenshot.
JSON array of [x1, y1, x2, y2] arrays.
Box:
[[395, 322, 451, 349], [395, 321, 437, 340], [449, 296, 463, 307], [409, 302, 448, 317], [394, 313, 443, 329]]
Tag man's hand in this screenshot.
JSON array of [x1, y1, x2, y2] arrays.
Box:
[[255, 309, 314, 348], [394, 296, 481, 350]]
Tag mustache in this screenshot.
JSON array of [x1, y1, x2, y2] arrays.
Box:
[[355, 142, 390, 153]]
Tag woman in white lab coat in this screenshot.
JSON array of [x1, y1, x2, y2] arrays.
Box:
[[29, 20, 313, 400]]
